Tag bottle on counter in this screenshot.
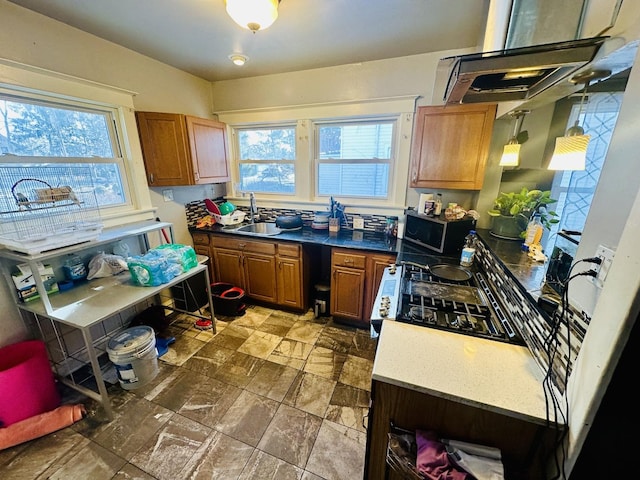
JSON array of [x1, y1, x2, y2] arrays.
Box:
[[460, 230, 477, 267], [434, 193, 443, 216], [524, 213, 543, 249]]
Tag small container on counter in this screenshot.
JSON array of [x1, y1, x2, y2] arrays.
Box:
[[385, 216, 398, 239]]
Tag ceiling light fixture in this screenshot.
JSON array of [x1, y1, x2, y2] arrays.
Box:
[[225, 0, 280, 33], [499, 110, 529, 167], [229, 54, 248, 66], [548, 69, 611, 171]]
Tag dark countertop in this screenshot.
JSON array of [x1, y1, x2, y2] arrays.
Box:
[[475, 228, 548, 297], [191, 224, 401, 254]]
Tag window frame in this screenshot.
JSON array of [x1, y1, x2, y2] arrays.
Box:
[[234, 122, 298, 196], [313, 116, 397, 200], [220, 96, 416, 212], [0, 59, 155, 227]]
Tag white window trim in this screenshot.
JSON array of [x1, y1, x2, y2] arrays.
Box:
[[0, 58, 156, 228], [217, 96, 417, 214]]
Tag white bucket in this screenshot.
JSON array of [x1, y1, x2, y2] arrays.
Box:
[[107, 326, 158, 390]]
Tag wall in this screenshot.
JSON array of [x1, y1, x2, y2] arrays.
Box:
[[0, 0, 217, 348]]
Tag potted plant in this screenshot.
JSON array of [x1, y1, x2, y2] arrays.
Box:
[[487, 188, 559, 240]]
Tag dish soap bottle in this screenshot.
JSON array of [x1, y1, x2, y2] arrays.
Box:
[[460, 230, 477, 267], [524, 213, 543, 249]]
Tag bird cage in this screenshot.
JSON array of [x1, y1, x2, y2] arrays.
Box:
[[0, 164, 103, 254]]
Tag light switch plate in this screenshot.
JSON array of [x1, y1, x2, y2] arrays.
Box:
[[353, 217, 365, 230]]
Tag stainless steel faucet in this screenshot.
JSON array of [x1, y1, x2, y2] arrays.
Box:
[[249, 192, 258, 223]]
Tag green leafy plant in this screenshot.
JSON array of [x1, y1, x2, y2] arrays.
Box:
[[488, 188, 560, 231]]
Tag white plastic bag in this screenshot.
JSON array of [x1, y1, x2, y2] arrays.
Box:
[[87, 252, 128, 280]]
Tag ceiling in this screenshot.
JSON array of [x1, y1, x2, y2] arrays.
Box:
[[8, 0, 490, 82]]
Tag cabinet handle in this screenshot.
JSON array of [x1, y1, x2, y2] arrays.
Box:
[[238, 243, 246, 248], [345, 258, 353, 264], [195, 172, 199, 181], [149, 173, 154, 184]]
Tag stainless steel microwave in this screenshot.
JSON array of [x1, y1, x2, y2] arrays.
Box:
[[403, 210, 475, 254]]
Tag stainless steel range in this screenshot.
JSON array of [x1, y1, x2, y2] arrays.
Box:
[[370, 262, 524, 345]]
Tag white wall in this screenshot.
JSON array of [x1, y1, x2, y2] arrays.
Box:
[[0, 1, 218, 348]]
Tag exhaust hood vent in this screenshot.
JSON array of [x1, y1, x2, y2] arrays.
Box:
[[440, 36, 608, 105]]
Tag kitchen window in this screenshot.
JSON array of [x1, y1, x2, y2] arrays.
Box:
[[219, 96, 415, 209], [315, 119, 394, 198], [0, 92, 130, 210], [235, 125, 296, 195]]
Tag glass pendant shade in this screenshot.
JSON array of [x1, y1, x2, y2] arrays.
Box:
[[499, 142, 521, 166], [226, 0, 279, 32], [548, 134, 590, 170]]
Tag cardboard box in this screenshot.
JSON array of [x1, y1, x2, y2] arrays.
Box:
[[12, 263, 59, 302]]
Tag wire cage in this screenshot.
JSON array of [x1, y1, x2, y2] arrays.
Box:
[[0, 164, 103, 254]]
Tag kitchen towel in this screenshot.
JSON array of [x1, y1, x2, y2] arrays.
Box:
[[415, 429, 471, 480], [0, 404, 85, 451]]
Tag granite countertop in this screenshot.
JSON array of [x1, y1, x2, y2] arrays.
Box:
[[191, 224, 401, 254]]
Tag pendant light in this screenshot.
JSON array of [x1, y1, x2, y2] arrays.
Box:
[[499, 110, 529, 167], [225, 0, 280, 32], [548, 69, 611, 171]]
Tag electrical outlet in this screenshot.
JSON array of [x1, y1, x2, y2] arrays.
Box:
[[590, 245, 615, 288], [162, 189, 173, 202], [353, 217, 365, 230]]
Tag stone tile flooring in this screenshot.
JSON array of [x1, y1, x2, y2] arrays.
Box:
[[0, 306, 377, 479]]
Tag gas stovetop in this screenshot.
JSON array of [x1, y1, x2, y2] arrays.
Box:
[[370, 262, 524, 345]]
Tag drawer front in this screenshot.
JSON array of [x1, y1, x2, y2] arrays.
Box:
[[332, 250, 366, 269], [277, 243, 300, 258], [211, 235, 276, 255], [192, 232, 210, 245]]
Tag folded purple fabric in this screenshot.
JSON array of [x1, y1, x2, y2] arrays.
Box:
[[415, 430, 471, 480]]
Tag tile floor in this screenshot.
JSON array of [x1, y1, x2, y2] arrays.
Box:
[[0, 305, 378, 479]]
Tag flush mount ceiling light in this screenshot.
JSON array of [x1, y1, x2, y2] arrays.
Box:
[[499, 110, 529, 167], [225, 0, 280, 32], [548, 69, 611, 171], [229, 54, 248, 66]]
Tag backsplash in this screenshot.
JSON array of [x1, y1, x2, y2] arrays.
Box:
[[185, 200, 391, 232], [475, 241, 587, 395]]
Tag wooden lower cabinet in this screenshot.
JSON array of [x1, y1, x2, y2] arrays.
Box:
[[364, 380, 559, 480], [331, 248, 396, 328], [209, 234, 307, 311], [191, 231, 215, 282]]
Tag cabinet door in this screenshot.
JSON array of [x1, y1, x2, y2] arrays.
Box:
[[331, 265, 366, 322], [136, 112, 192, 186], [244, 253, 278, 303], [185, 116, 230, 184], [213, 248, 244, 287], [409, 103, 496, 190], [277, 256, 303, 309], [193, 244, 215, 283]]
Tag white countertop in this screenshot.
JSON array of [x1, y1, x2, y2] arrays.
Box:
[[372, 320, 560, 425]]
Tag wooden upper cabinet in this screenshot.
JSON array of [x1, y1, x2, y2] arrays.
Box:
[[136, 111, 230, 186], [409, 103, 497, 190]]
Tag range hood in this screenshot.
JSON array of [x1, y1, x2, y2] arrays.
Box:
[[439, 36, 608, 104]]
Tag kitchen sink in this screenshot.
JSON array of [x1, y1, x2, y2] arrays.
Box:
[[232, 222, 282, 236]]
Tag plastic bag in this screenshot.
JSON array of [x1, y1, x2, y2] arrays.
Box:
[[87, 252, 128, 280]]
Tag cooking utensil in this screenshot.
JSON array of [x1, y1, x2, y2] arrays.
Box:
[[275, 214, 303, 229], [400, 261, 472, 282], [204, 199, 221, 215]]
